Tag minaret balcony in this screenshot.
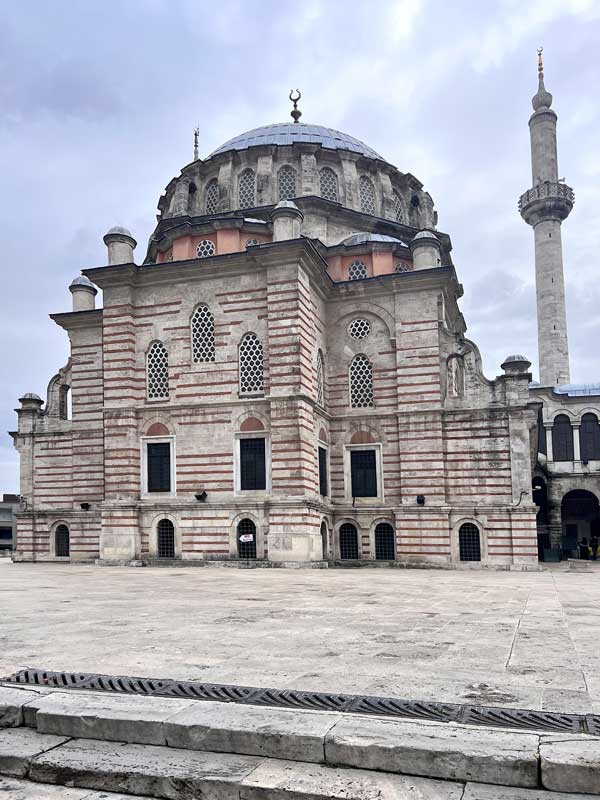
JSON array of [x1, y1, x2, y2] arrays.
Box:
[[519, 180, 574, 225]]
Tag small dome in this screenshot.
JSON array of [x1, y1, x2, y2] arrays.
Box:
[[501, 354, 532, 374], [413, 229, 439, 241], [342, 232, 408, 247], [504, 354, 529, 363], [532, 77, 553, 111], [105, 225, 133, 237], [69, 276, 95, 289], [21, 392, 41, 401]]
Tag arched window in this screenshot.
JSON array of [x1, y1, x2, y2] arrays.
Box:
[[320, 521, 328, 559], [375, 523, 395, 560], [580, 413, 600, 461], [392, 190, 404, 222], [278, 165, 297, 201], [316, 349, 325, 407], [348, 260, 368, 281], [205, 179, 218, 214], [319, 168, 338, 202], [350, 354, 374, 408], [147, 341, 169, 400], [187, 182, 197, 214], [196, 239, 216, 258], [191, 305, 215, 363], [238, 169, 256, 209], [157, 518, 175, 559], [459, 523, 481, 562], [339, 523, 359, 559], [237, 518, 257, 559], [55, 524, 70, 557], [239, 333, 264, 395], [552, 414, 574, 461], [359, 175, 376, 215]]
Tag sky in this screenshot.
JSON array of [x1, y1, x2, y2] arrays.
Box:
[[1, 0, 599, 492]]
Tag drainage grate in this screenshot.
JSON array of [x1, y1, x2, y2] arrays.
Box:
[[3, 668, 597, 736]]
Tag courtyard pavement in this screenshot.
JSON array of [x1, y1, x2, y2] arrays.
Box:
[[1, 561, 600, 714]]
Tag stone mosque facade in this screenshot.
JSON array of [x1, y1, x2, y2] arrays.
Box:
[[10, 60, 599, 568]]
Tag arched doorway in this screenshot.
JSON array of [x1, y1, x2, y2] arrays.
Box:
[[237, 518, 257, 560], [532, 476, 550, 560], [458, 523, 481, 562], [339, 523, 359, 560], [55, 524, 70, 558], [157, 519, 175, 559], [320, 521, 328, 560], [561, 490, 600, 559], [374, 522, 395, 560]]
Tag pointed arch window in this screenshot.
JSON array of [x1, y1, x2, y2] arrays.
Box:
[[359, 175, 376, 215], [580, 413, 600, 461], [552, 414, 574, 462], [205, 179, 218, 214], [278, 165, 297, 200], [238, 169, 256, 209], [316, 349, 325, 407], [239, 333, 264, 395], [147, 341, 169, 400], [392, 190, 404, 222], [319, 167, 338, 202], [350, 354, 374, 408], [191, 305, 215, 363]]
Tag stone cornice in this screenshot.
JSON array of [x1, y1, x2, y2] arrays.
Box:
[[49, 309, 103, 331]]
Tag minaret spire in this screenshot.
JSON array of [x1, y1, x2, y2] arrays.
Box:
[[519, 50, 574, 386], [193, 126, 199, 161]]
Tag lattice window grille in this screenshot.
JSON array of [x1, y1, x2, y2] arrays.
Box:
[[348, 318, 371, 339], [395, 262, 410, 273], [393, 191, 404, 222], [239, 333, 264, 395], [196, 239, 216, 258], [339, 523, 359, 559], [157, 518, 175, 559], [278, 165, 297, 200], [348, 260, 367, 281], [320, 168, 338, 202], [459, 523, 481, 562], [147, 341, 169, 400], [359, 176, 376, 215], [245, 239, 259, 248], [205, 180, 219, 214], [191, 305, 215, 363], [55, 524, 70, 557], [237, 518, 257, 559], [350, 354, 374, 408], [316, 350, 324, 406], [238, 169, 256, 209], [167, 250, 173, 262], [375, 523, 395, 560]]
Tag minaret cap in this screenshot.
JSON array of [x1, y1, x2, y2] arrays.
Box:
[[532, 47, 553, 111], [289, 90, 302, 123]]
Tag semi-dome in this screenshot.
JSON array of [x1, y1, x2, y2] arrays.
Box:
[[210, 123, 385, 161], [342, 233, 408, 247]]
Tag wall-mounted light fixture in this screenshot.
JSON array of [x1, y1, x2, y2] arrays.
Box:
[[80, 502, 91, 511], [416, 495, 426, 506], [195, 491, 207, 502]]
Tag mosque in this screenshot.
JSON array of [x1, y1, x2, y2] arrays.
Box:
[[10, 56, 600, 567]]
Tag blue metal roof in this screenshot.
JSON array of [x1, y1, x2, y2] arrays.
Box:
[[210, 123, 385, 161], [554, 383, 600, 397]]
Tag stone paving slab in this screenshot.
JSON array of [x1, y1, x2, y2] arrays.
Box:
[[0, 727, 68, 778], [539, 737, 600, 794], [0, 775, 160, 798], [462, 783, 597, 799], [0, 685, 41, 728]]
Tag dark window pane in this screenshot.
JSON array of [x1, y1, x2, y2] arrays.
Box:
[[237, 518, 257, 559], [552, 415, 574, 461], [240, 438, 266, 491], [318, 447, 328, 496], [375, 523, 395, 560], [350, 450, 377, 497], [157, 518, 175, 558], [147, 443, 171, 492], [339, 523, 359, 559], [581, 414, 600, 461], [55, 524, 70, 557], [459, 523, 481, 562]]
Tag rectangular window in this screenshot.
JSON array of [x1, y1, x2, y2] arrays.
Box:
[[351, 449, 377, 497], [240, 437, 266, 491], [318, 446, 328, 496], [147, 442, 171, 493]]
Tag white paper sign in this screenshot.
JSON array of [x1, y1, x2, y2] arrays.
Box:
[[239, 534, 254, 543]]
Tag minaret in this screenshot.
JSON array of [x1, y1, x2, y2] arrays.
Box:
[[519, 49, 574, 386]]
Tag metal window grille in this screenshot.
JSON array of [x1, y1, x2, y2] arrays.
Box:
[[157, 518, 175, 559], [147, 442, 171, 493], [238, 169, 256, 209], [375, 522, 395, 560], [581, 413, 600, 461], [459, 523, 481, 562], [348, 318, 370, 339], [147, 341, 169, 400], [339, 523, 359, 559], [318, 446, 328, 496], [359, 176, 376, 215], [239, 333, 264, 395], [348, 260, 367, 281], [205, 180, 219, 214], [191, 305, 215, 363], [316, 350, 325, 406], [350, 449, 377, 497], [350, 354, 374, 408], [245, 239, 259, 248], [239, 438, 266, 491], [395, 262, 410, 273], [393, 190, 404, 222], [320, 521, 328, 559], [196, 240, 216, 258], [55, 524, 70, 557], [237, 518, 257, 559], [278, 165, 297, 200], [552, 415, 574, 461], [319, 168, 338, 202]]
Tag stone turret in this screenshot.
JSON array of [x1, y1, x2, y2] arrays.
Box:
[[69, 276, 97, 312], [409, 229, 441, 270], [519, 51, 573, 386], [103, 226, 137, 265], [271, 200, 303, 241]]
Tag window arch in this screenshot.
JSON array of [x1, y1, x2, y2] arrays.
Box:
[[196, 239, 216, 258], [239, 333, 264, 395], [392, 190, 404, 222], [205, 179, 218, 214], [55, 524, 70, 557], [359, 175, 376, 215], [320, 521, 328, 559], [278, 165, 297, 200], [237, 518, 257, 559], [157, 518, 175, 559], [316, 349, 325, 407], [580, 413, 600, 461], [238, 169, 256, 209], [319, 167, 338, 202], [339, 523, 359, 559], [459, 523, 481, 562], [350, 354, 374, 408], [348, 260, 368, 281], [375, 522, 395, 560], [147, 341, 169, 400], [552, 414, 574, 461], [191, 305, 215, 363]]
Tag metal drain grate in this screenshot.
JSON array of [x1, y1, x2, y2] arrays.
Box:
[[3, 667, 598, 736]]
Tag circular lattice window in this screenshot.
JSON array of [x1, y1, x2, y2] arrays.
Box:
[[166, 250, 173, 262], [348, 319, 371, 339], [395, 262, 409, 273], [196, 240, 216, 259], [348, 260, 368, 281], [245, 239, 259, 248]]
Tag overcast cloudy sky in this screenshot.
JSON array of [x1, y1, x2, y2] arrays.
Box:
[[1, 0, 599, 492]]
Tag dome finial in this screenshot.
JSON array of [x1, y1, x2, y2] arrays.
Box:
[[289, 89, 302, 123], [193, 126, 200, 161], [537, 46, 544, 79], [532, 47, 552, 110]]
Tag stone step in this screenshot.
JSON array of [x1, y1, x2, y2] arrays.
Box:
[[0, 774, 160, 799]]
